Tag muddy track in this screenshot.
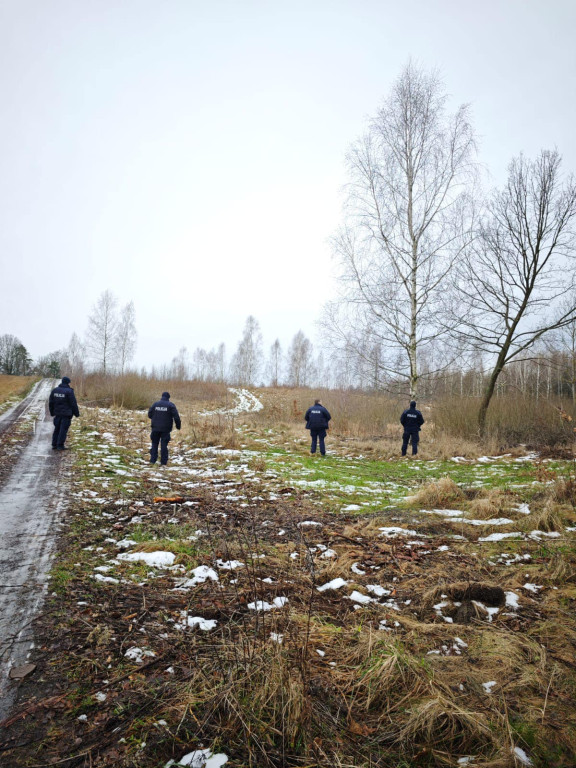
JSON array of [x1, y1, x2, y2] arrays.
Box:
[[0, 379, 67, 721]]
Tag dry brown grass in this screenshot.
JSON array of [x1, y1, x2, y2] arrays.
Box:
[[407, 476, 466, 508], [79, 372, 228, 411], [468, 489, 514, 519], [397, 694, 496, 755], [0, 374, 38, 404], [519, 501, 566, 533]]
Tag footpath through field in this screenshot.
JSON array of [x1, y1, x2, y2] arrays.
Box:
[[0, 379, 65, 720]]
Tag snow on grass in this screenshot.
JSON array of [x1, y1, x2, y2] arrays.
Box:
[[421, 509, 468, 517], [482, 680, 497, 693], [512, 746, 533, 765], [505, 591, 521, 609], [523, 583, 543, 593], [216, 559, 244, 570], [173, 566, 219, 590], [478, 532, 523, 542], [450, 517, 514, 526], [472, 601, 500, 622], [378, 526, 420, 538], [297, 520, 322, 527], [117, 551, 176, 568], [125, 647, 156, 663], [247, 596, 289, 611], [366, 584, 391, 597], [175, 613, 218, 631], [347, 590, 373, 605], [317, 577, 348, 592], [167, 749, 228, 768], [199, 387, 262, 417]]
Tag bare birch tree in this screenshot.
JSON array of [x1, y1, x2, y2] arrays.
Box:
[[287, 331, 314, 387], [232, 316, 263, 386], [86, 290, 118, 374], [453, 150, 576, 432], [325, 62, 476, 398], [267, 339, 283, 387], [116, 301, 137, 375]]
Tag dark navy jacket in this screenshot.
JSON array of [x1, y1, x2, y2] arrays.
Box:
[[400, 406, 424, 433], [305, 404, 331, 431], [148, 396, 181, 432], [49, 382, 80, 418]]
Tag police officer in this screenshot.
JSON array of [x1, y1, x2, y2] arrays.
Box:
[[48, 376, 80, 450], [400, 400, 424, 456], [148, 392, 181, 465], [305, 399, 331, 456]]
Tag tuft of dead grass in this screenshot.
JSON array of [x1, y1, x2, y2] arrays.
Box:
[[407, 476, 466, 508], [468, 489, 514, 520], [519, 501, 566, 533], [397, 693, 496, 755]]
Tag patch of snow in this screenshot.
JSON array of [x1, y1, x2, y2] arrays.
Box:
[[472, 601, 500, 622], [366, 584, 391, 597], [320, 549, 336, 559], [513, 746, 533, 765], [125, 647, 156, 663], [448, 517, 514, 526], [478, 532, 523, 542], [216, 559, 244, 570], [171, 749, 229, 768], [342, 504, 361, 511], [93, 574, 120, 584], [528, 530, 561, 539], [505, 591, 520, 609], [173, 566, 219, 590], [176, 615, 218, 631], [317, 578, 348, 592], [298, 520, 322, 527], [351, 562, 366, 575], [422, 509, 468, 517], [347, 590, 373, 605], [378, 526, 420, 538], [117, 551, 176, 568], [247, 596, 288, 611], [482, 680, 497, 693], [523, 583, 543, 593]]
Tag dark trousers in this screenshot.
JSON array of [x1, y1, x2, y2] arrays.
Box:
[[150, 430, 171, 464], [402, 430, 419, 455], [310, 428, 326, 455], [52, 415, 72, 448]]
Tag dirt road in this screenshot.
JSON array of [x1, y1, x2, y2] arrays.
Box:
[[0, 379, 65, 720]]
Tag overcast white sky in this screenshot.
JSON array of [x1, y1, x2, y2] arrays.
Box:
[[1, 0, 575, 370]]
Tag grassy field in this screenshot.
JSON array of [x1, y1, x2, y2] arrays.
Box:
[[2, 385, 576, 767], [0, 374, 39, 414]]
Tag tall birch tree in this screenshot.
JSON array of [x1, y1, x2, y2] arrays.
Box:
[[86, 290, 119, 374], [326, 62, 476, 398]]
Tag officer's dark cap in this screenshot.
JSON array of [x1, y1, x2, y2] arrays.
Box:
[[162, 391, 170, 399], [62, 376, 71, 385], [410, 400, 416, 408]]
